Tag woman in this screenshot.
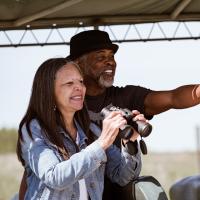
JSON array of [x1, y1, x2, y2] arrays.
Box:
[[16, 58, 143, 200]]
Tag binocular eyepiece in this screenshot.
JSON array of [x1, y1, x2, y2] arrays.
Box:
[[100, 105, 152, 140]]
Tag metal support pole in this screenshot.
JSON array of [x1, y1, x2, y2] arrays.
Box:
[[196, 126, 200, 171], [93, 25, 99, 30]]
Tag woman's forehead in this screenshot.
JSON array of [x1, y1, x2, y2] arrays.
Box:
[[56, 63, 82, 79]]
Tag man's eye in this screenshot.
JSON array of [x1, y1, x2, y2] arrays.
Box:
[[96, 55, 114, 61], [97, 56, 105, 61], [108, 55, 114, 61]]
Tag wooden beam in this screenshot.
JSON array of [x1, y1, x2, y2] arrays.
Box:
[[13, 0, 83, 27], [171, 0, 193, 20], [1, 14, 200, 30]]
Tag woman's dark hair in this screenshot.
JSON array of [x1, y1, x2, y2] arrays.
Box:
[[16, 58, 92, 166]]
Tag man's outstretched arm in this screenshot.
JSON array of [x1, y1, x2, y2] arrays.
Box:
[[144, 84, 200, 116]]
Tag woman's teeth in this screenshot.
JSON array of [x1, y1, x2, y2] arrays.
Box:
[[71, 95, 82, 100]]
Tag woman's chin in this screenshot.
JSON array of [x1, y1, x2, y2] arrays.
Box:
[[73, 104, 84, 111]]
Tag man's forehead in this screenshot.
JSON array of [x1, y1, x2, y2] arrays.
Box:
[[91, 49, 114, 55]]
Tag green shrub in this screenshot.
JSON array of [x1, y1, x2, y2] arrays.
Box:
[[0, 128, 18, 154]]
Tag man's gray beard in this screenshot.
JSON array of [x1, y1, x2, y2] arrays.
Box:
[[98, 76, 114, 88]]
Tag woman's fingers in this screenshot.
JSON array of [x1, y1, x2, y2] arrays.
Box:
[[132, 110, 148, 122], [99, 111, 127, 150]]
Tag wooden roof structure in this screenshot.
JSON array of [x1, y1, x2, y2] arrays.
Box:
[[1, 0, 200, 46], [1, 0, 200, 30]]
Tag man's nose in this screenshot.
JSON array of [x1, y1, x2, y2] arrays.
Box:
[[105, 57, 115, 66]]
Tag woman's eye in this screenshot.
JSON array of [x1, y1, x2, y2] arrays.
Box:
[[65, 81, 73, 85], [80, 80, 84, 84]]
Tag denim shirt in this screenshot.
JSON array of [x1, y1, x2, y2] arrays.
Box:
[[21, 119, 141, 200]]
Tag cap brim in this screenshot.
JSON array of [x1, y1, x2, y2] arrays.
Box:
[[66, 43, 119, 60]]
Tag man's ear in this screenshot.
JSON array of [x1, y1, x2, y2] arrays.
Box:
[[75, 58, 84, 68], [74, 59, 79, 65], [75, 58, 84, 70]]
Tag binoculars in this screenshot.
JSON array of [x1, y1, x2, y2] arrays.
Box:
[[100, 105, 152, 140]]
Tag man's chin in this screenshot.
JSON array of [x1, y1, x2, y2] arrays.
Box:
[[99, 79, 114, 88]]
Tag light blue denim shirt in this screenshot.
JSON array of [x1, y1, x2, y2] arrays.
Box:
[[21, 119, 141, 200]]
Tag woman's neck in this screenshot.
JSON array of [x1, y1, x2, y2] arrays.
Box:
[[62, 112, 77, 141]]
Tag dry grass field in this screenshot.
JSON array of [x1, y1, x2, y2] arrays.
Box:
[[0, 151, 199, 200], [141, 151, 199, 199], [0, 153, 23, 200]]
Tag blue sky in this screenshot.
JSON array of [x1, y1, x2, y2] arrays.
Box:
[[1, 37, 200, 152]]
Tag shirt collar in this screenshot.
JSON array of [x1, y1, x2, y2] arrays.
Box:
[[58, 119, 88, 145]]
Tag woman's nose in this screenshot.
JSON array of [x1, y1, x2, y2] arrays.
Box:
[[74, 82, 83, 91], [74, 85, 80, 91]]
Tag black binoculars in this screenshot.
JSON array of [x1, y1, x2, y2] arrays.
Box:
[[100, 105, 152, 140]]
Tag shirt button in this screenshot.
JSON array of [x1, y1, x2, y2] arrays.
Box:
[[100, 161, 105, 165], [90, 182, 96, 189]]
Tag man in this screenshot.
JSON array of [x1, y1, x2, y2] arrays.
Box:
[[66, 30, 200, 200], [68, 30, 200, 118]]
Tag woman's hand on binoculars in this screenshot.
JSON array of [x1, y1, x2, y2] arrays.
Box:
[[132, 110, 148, 122], [98, 111, 127, 150]]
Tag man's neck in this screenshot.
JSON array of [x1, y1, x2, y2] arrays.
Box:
[[86, 85, 106, 96]]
